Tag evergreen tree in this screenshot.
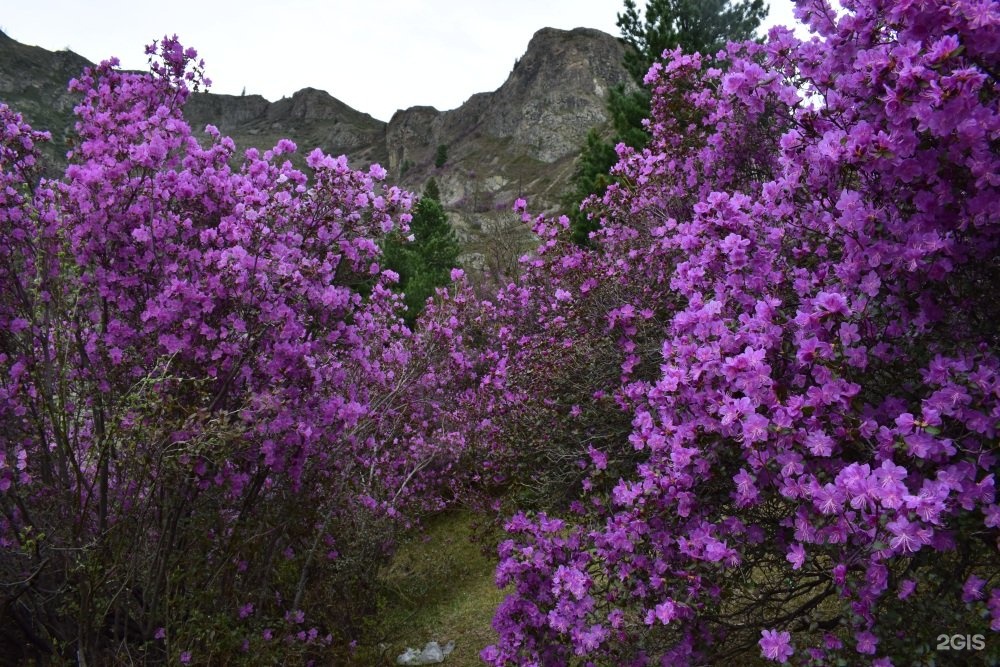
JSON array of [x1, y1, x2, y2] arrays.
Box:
[[423, 176, 442, 202], [565, 0, 768, 245], [383, 179, 460, 323], [617, 0, 767, 79], [434, 144, 449, 169], [565, 129, 619, 246]]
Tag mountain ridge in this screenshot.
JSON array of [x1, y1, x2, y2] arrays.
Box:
[[0, 26, 635, 274]]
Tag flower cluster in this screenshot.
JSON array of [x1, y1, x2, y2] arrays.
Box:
[[474, 0, 1000, 664]]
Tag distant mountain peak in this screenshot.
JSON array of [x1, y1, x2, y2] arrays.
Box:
[[0, 26, 633, 267]]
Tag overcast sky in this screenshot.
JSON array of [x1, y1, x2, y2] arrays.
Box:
[[3, 1, 801, 122]]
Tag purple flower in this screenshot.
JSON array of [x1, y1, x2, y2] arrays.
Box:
[[654, 599, 678, 625], [962, 575, 986, 603], [759, 629, 793, 662], [873, 460, 909, 509], [786, 543, 806, 570], [984, 504, 1000, 528], [886, 516, 931, 553], [814, 290, 850, 317], [812, 482, 847, 515], [552, 565, 589, 600], [733, 468, 759, 506], [587, 446, 607, 470], [571, 623, 608, 653], [855, 630, 878, 654], [741, 413, 770, 444], [5, 7, 999, 667], [703, 538, 731, 562], [804, 430, 834, 457]]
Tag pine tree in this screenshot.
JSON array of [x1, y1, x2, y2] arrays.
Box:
[[564, 129, 620, 246], [434, 144, 449, 169], [382, 179, 459, 323], [617, 0, 767, 79], [423, 176, 442, 202]]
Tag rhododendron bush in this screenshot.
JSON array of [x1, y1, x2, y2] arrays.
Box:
[[0, 39, 488, 663], [475, 0, 1000, 664]]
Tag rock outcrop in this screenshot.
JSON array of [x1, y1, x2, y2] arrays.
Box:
[[385, 27, 634, 207], [0, 30, 90, 167], [379, 27, 634, 267], [184, 87, 389, 166]]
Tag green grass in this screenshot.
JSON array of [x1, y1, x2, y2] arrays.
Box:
[[364, 510, 506, 666]]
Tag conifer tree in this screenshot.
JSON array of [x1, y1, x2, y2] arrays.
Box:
[[434, 144, 449, 169], [423, 175, 442, 202], [383, 178, 460, 323]]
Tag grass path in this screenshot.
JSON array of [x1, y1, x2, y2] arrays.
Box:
[[366, 511, 505, 666]]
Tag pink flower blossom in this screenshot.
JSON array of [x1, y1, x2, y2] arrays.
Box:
[[759, 629, 793, 662], [786, 543, 806, 570]]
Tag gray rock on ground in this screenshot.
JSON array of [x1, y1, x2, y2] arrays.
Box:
[[396, 640, 455, 665]]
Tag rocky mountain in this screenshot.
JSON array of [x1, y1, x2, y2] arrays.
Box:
[[0, 30, 91, 166], [0, 26, 634, 274], [183, 86, 389, 168], [385, 28, 633, 245]]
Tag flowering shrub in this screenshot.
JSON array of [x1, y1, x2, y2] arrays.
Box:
[[0, 38, 484, 663], [479, 0, 1000, 664]]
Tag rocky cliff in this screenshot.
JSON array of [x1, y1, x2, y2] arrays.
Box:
[[183, 87, 389, 167], [0, 27, 634, 270], [0, 30, 91, 167], [381, 27, 634, 270], [393, 29, 631, 186]]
